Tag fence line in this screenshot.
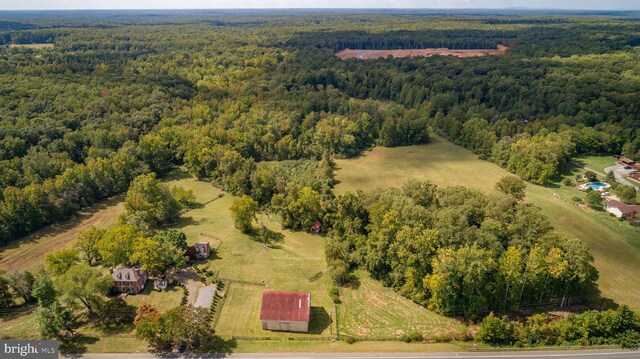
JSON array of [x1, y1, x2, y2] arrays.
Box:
[[231, 336, 335, 341], [218, 277, 266, 286]]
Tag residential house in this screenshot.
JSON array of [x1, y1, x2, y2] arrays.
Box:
[[111, 266, 147, 294], [604, 200, 640, 220], [186, 242, 211, 260]]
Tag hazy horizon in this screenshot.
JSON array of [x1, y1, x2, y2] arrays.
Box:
[[1, 1, 639, 11]]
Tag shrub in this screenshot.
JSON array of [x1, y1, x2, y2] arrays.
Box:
[[618, 330, 640, 350], [572, 197, 583, 203], [345, 336, 357, 344], [181, 287, 189, 305], [433, 334, 453, 343], [562, 177, 575, 187], [401, 331, 423, 343], [329, 285, 340, 304], [584, 171, 597, 182], [585, 190, 603, 210], [476, 312, 513, 346]]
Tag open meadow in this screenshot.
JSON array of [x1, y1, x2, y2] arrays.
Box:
[[335, 133, 640, 309]]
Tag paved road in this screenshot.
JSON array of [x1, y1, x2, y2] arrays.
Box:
[[62, 350, 638, 359]]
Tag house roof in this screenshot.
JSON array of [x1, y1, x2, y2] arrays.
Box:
[[619, 156, 636, 164], [111, 266, 145, 282], [606, 200, 640, 215], [260, 291, 310, 322]]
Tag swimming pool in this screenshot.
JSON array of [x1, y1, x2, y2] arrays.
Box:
[[586, 182, 608, 190]]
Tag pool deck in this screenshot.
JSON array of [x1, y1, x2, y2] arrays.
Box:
[[579, 182, 611, 192]]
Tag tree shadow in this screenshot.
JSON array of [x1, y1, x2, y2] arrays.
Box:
[[0, 305, 37, 321], [541, 162, 586, 189], [174, 216, 203, 229], [248, 227, 285, 248], [148, 337, 237, 357], [213, 337, 237, 354], [161, 169, 191, 181], [342, 273, 361, 290], [61, 334, 99, 356], [308, 306, 333, 335], [584, 283, 620, 311]]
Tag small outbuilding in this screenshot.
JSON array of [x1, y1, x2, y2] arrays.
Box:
[[260, 291, 311, 333], [311, 221, 322, 233], [618, 156, 636, 167], [186, 242, 211, 260], [153, 279, 168, 291]]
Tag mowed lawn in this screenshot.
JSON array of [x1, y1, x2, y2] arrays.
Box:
[[339, 271, 466, 339], [125, 284, 183, 313], [335, 133, 640, 309], [575, 155, 617, 173]]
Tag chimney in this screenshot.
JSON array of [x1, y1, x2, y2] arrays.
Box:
[[109, 267, 113, 274]]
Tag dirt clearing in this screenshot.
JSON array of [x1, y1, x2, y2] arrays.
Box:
[[336, 45, 508, 60]]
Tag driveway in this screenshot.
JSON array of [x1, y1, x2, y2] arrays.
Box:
[[175, 269, 203, 305], [604, 164, 639, 190], [194, 284, 217, 308]]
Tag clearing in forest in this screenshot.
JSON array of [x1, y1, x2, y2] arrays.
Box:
[[335, 132, 640, 310], [8, 43, 54, 49], [336, 45, 508, 60]]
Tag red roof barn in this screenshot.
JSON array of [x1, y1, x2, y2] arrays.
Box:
[[260, 291, 311, 332]]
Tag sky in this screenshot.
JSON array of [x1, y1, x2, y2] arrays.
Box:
[[0, 1, 638, 11]]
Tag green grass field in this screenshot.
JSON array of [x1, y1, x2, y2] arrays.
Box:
[[336, 133, 640, 309], [339, 271, 466, 339], [574, 155, 617, 173], [232, 340, 464, 353], [124, 285, 183, 313], [0, 310, 39, 339]]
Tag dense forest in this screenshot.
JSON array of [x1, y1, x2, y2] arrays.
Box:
[[0, 10, 639, 322]]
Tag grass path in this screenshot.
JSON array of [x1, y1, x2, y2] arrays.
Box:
[[335, 133, 640, 309]]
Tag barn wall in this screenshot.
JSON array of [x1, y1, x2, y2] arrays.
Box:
[[262, 319, 309, 332]]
